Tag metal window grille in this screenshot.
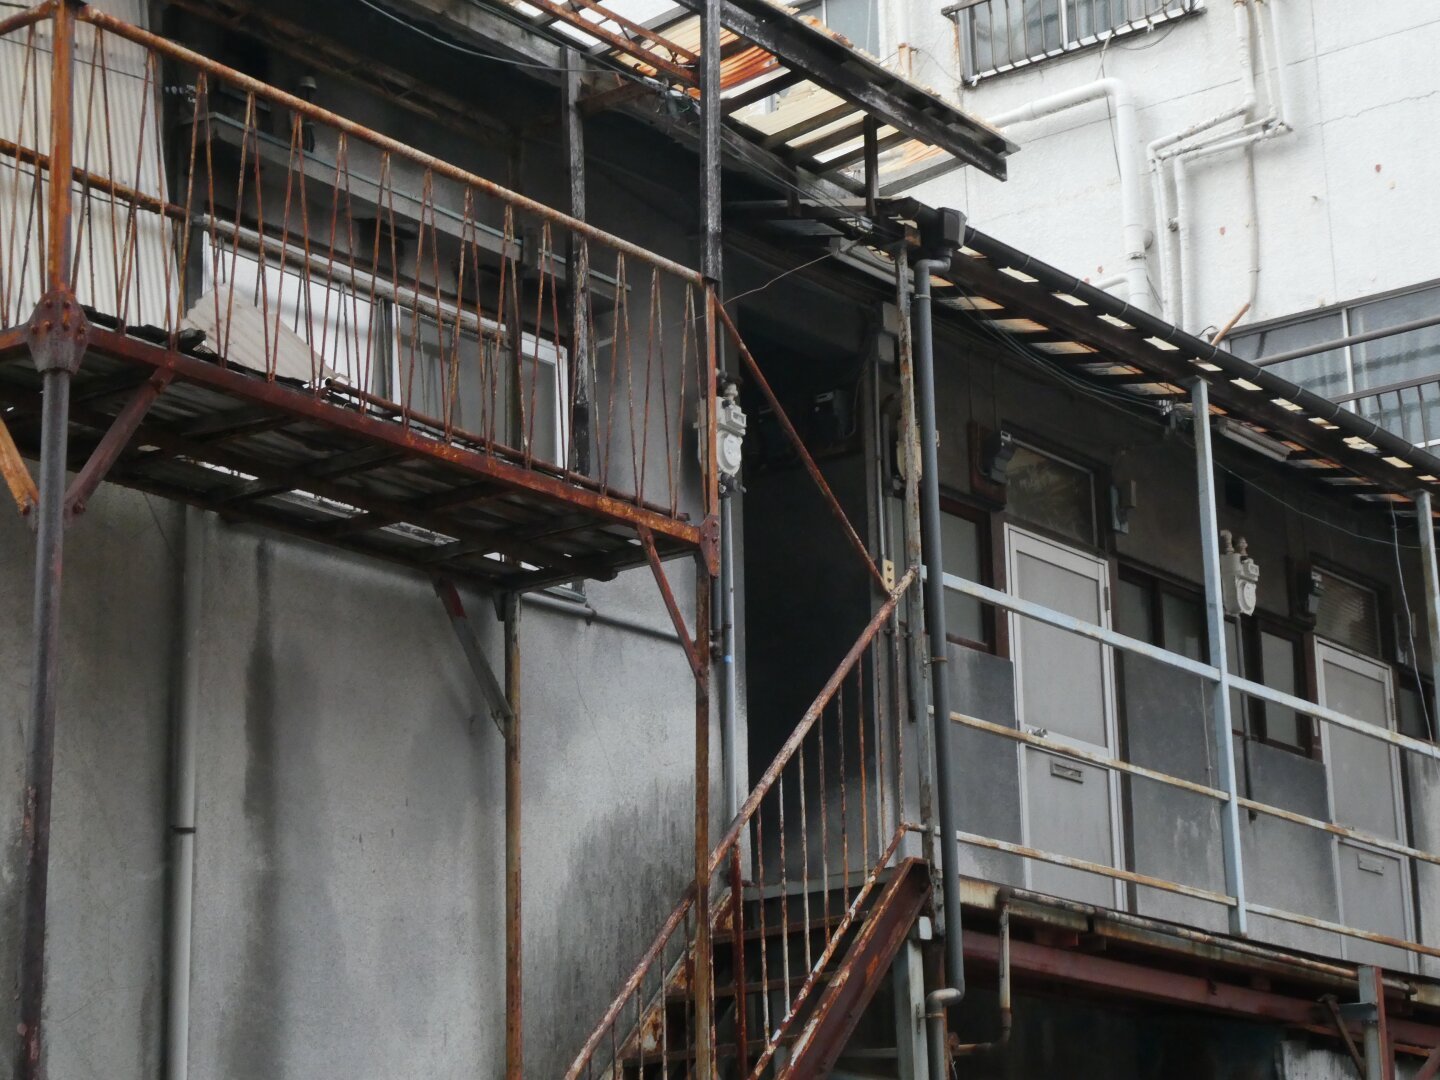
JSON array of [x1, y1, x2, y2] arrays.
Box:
[[958, 0, 1202, 80]]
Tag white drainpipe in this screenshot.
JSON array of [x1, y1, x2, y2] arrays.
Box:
[[1174, 121, 1287, 331], [986, 78, 1153, 313], [1152, 0, 1291, 330], [166, 506, 204, 1080], [1149, 0, 1258, 324]]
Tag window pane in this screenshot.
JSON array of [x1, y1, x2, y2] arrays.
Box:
[[1230, 314, 1347, 400], [1314, 570, 1382, 657], [823, 0, 878, 53], [1350, 289, 1440, 445], [1225, 618, 1246, 735], [1160, 591, 1205, 661], [942, 511, 984, 643], [1005, 445, 1095, 545], [1396, 684, 1435, 742], [1115, 578, 1152, 642], [1258, 630, 1304, 749]]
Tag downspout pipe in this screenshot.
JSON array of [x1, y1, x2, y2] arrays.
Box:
[[911, 214, 967, 1047], [165, 506, 205, 1080], [987, 79, 1151, 313]]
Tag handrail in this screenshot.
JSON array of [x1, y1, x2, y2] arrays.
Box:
[[73, 6, 704, 285], [563, 568, 916, 1080], [710, 567, 917, 877]]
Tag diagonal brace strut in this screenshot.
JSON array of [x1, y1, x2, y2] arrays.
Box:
[[638, 525, 705, 682], [435, 577, 514, 738]]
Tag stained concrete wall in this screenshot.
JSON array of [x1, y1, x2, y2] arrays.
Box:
[[882, 0, 1440, 335], [0, 480, 713, 1079]]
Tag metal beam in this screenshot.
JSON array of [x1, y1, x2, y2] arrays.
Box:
[[63, 371, 172, 520], [0, 414, 38, 517], [961, 928, 1440, 1054], [1191, 378, 1248, 938], [1362, 965, 1395, 1080], [434, 578, 512, 737], [639, 525, 704, 680], [668, 0, 1011, 179]]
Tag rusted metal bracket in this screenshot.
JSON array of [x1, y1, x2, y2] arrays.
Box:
[[699, 512, 721, 578], [434, 577, 513, 738], [713, 302, 889, 595], [0, 415, 38, 518], [638, 525, 705, 682], [64, 370, 172, 521], [27, 288, 89, 376]]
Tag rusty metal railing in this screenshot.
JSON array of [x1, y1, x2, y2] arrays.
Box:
[[0, 3, 711, 517], [564, 568, 917, 1080]]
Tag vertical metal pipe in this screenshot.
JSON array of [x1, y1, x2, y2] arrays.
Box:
[[720, 492, 740, 820], [911, 258, 966, 1006], [165, 508, 205, 1080], [1190, 378, 1249, 938], [692, 554, 714, 1079], [1413, 490, 1440, 700], [504, 593, 523, 1080], [16, 6, 81, 1077]]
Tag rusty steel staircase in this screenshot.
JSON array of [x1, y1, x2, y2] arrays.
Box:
[[565, 571, 929, 1080]]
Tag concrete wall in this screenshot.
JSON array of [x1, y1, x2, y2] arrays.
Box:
[[0, 482, 708, 1079], [879, 0, 1440, 335]]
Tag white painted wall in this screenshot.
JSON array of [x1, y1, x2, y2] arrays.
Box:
[[879, 0, 1440, 337]]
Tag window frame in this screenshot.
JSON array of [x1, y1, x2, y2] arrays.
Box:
[[940, 494, 995, 652], [996, 429, 1107, 556], [1229, 277, 1440, 449], [955, 0, 1204, 83], [1115, 562, 1319, 759]]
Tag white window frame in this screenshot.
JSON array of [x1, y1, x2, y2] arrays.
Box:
[[955, 0, 1204, 82]]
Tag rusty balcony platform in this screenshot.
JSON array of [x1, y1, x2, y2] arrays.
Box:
[[0, 323, 701, 592]]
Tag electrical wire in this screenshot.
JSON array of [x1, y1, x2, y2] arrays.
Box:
[[1390, 502, 1436, 739]]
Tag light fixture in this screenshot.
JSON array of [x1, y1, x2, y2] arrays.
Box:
[[1214, 417, 1292, 463]]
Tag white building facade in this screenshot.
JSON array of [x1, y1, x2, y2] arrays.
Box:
[[867, 0, 1440, 444]]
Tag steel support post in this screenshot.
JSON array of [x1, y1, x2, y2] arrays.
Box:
[[693, 554, 715, 1079], [1413, 490, 1440, 697], [504, 594, 523, 1080], [16, 4, 85, 1077], [893, 250, 933, 866], [562, 50, 592, 476], [1360, 965, 1395, 1080], [1190, 378, 1249, 937]]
